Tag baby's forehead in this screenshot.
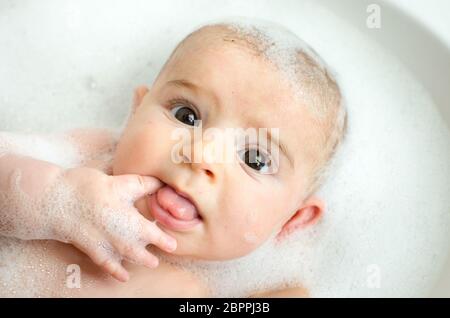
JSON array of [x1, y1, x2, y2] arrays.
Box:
[[169, 25, 285, 74], [177, 25, 253, 53], [164, 30, 308, 124], [166, 27, 303, 97], [168, 25, 332, 109]]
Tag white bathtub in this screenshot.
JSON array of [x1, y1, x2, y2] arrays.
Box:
[[318, 0, 450, 297], [0, 0, 449, 297]]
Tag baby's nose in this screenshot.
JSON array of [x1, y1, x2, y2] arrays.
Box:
[[192, 161, 215, 179], [191, 138, 222, 180]]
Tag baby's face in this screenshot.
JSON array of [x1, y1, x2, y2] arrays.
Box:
[[113, 32, 323, 260]]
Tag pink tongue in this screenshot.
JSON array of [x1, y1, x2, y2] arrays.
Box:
[[156, 186, 198, 221]]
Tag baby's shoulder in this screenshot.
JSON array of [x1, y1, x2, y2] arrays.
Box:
[[64, 127, 117, 156], [63, 127, 118, 172]]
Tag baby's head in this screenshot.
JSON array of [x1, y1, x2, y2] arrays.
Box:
[[113, 20, 347, 260]]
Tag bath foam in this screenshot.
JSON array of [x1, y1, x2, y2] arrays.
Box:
[[0, 236, 102, 297], [0, 0, 449, 297], [0, 131, 82, 168], [0, 237, 67, 297]]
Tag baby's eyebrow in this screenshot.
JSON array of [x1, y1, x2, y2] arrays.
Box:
[[167, 79, 198, 93], [166, 79, 221, 109]]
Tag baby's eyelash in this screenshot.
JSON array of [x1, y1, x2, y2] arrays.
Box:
[[165, 96, 200, 118], [167, 97, 197, 111]]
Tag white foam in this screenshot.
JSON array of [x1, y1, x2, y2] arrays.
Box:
[[0, 0, 449, 297], [0, 131, 82, 168]]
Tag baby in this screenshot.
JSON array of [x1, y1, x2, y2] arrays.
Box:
[[0, 19, 347, 297]]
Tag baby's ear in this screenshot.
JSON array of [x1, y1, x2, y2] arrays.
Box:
[[132, 85, 149, 113], [276, 196, 324, 241]]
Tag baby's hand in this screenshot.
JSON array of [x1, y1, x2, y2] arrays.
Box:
[[0, 131, 173, 282], [49, 167, 176, 282]]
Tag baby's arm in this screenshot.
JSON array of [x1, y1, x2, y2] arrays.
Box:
[[0, 131, 177, 282]]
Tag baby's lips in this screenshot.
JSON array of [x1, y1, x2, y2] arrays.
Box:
[[156, 185, 198, 221]]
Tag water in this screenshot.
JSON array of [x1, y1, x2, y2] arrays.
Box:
[[0, 0, 449, 297]]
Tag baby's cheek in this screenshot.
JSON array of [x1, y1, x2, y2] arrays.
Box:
[[239, 198, 288, 249], [242, 221, 273, 247], [241, 209, 259, 243], [116, 123, 171, 173], [233, 210, 273, 250], [223, 190, 277, 251]]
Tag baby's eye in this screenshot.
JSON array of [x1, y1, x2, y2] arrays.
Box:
[[171, 104, 199, 126], [238, 147, 275, 174]]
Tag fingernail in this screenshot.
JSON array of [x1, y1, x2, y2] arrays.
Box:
[[167, 238, 177, 251], [142, 176, 162, 188], [119, 270, 130, 282]]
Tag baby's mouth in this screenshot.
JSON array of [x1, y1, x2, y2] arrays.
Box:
[[148, 184, 202, 231]]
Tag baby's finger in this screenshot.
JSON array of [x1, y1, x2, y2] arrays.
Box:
[[100, 258, 130, 283], [142, 219, 177, 253], [117, 243, 159, 269], [112, 174, 163, 201], [73, 240, 129, 282]]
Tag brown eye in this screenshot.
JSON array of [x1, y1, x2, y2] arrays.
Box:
[[238, 148, 273, 174], [171, 105, 199, 126]]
